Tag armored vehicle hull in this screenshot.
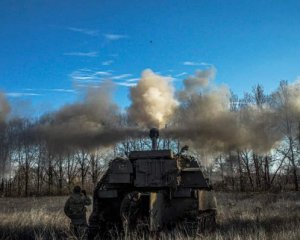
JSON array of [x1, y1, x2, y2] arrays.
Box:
[[88, 129, 217, 239]]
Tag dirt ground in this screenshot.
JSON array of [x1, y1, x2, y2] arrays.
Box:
[[0, 192, 299, 240]]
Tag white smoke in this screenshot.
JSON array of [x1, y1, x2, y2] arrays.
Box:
[[128, 69, 178, 128]]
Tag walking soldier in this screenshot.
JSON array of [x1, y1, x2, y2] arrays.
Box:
[[64, 186, 91, 239]]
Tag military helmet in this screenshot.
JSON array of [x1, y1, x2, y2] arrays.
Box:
[[73, 185, 81, 194]]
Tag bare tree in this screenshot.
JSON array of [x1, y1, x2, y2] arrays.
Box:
[[272, 81, 299, 191]]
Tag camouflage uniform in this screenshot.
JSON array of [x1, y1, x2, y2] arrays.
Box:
[[120, 192, 142, 231], [64, 191, 91, 239]]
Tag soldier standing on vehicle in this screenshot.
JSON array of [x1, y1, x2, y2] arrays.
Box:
[[64, 186, 92, 239]]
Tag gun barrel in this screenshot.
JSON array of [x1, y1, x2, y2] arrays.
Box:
[[149, 128, 159, 150]]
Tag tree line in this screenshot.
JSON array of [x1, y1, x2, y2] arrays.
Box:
[[0, 82, 299, 197]]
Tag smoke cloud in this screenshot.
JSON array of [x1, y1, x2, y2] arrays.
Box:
[[163, 68, 285, 154], [35, 82, 145, 149], [128, 69, 178, 128], [283, 79, 300, 117], [33, 70, 300, 154], [0, 92, 10, 124], [3, 67, 300, 155], [179, 67, 216, 100]]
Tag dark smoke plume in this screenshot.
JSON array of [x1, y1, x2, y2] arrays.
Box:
[[34, 82, 145, 149]]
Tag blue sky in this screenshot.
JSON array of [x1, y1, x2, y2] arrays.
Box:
[[1, 0, 300, 115]]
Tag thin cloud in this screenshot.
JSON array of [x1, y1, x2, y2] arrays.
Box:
[[18, 88, 77, 95], [64, 51, 98, 57], [70, 69, 134, 89], [126, 78, 139, 82], [72, 76, 95, 81], [75, 84, 101, 89], [70, 69, 112, 81], [68, 27, 99, 36], [49, 89, 77, 93], [6, 92, 41, 97], [116, 82, 137, 87], [115, 76, 141, 87], [95, 71, 111, 76], [111, 74, 132, 80], [104, 33, 127, 41], [183, 61, 212, 66], [102, 60, 114, 66], [175, 72, 188, 77]]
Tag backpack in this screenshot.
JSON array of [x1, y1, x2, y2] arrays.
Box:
[[64, 194, 85, 219]]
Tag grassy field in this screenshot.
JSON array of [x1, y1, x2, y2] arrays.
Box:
[[0, 192, 299, 240]]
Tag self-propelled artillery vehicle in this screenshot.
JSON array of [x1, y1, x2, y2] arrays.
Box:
[[88, 128, 217, 239]]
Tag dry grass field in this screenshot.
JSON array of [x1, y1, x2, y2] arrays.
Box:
[[0, 192, 299, 240]]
